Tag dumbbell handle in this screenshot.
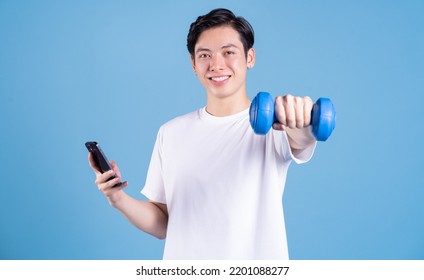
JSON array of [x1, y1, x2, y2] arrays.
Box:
[[249, 92, 336, 141]]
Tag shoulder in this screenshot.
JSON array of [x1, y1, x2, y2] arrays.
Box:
[[159, 108, 202, 134]]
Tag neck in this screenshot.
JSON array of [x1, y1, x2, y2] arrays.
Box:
[[205, 93, 250, 117]]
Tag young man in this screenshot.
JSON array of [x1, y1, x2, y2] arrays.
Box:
[[88, 8, 316, 259]]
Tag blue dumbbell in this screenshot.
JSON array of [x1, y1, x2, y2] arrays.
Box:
[[249, 92, 336, 141]]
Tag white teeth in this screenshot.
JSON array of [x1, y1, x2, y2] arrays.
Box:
[[211, 76, 230, 82]]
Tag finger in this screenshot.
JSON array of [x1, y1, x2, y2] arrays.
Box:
[[118, 181, 129, 190], [98, 175, 122, 191], [272, 122, 286, 131], [108, 176, 122, 188], [274, 96, 286, 126], [109, 181, 128, 192], [283, 95, 296, 129], [95, 170, 115, 186], [110, 160, 122, 178], [303, 96, 313, 126], [88, 153, 101, 175], [294, 96, 304, 128]]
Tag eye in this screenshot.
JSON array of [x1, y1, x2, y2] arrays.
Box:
[[225, 50, 235, 56], [198, 53, 210, 59]]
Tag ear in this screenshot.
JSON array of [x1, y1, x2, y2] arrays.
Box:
[[190, 55, 196, 72], [247, 48, 256, 69]]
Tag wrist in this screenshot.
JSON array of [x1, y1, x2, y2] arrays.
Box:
[[107, 190, 126, 208], [286, 127, 316, 150]]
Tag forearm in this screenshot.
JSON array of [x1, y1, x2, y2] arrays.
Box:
[[112, 192, 168, 239]]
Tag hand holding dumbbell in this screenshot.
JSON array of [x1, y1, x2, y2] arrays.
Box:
[[249, 92, 336, 141]]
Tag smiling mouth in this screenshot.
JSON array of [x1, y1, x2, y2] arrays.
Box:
[[209, 75, 231, 82]]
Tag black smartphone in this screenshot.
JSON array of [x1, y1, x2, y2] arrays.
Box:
[[85, 141, 123, 188]]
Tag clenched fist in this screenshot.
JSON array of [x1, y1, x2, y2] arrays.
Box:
[[273, 94, 314, 131]]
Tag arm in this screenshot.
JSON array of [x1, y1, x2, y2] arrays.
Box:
[[88, 153, 168, 239], [113, 193, 168, 239], [273, 95, 317, 152]]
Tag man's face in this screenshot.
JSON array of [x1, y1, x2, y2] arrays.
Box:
[[191, 26, 255, 100]]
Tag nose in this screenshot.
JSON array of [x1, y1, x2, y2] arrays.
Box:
[[209, 54, 225, 71]]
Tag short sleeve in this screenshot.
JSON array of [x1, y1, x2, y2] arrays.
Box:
[[140, 128, 167, 204]]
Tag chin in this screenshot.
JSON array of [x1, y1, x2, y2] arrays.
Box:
[[209, 90, 234, 99]]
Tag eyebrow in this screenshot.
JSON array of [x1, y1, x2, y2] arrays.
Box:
[[195, 44, 240, 54]]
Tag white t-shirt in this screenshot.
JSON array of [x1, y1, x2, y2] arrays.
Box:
[[141, 107, 315, 259]]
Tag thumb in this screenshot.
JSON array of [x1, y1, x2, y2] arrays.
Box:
[[272, 123, 286, 131]]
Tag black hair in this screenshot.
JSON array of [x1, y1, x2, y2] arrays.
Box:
[[187, 8, 254, 58]]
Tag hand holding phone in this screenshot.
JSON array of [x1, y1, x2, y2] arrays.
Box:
[[85, 141, 123, 188]]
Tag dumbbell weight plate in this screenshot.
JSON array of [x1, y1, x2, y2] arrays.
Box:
[[311, 98, 336, 141], [249, 92, 275, 135]]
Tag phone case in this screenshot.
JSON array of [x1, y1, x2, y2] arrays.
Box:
[[85, 141, 122, 187]]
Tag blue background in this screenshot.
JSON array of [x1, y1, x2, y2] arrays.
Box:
[[1, 0, 423, 260]]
